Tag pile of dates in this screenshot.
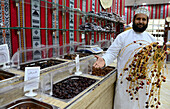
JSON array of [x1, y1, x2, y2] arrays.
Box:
[[20, 59, 65, 71], [63, 53, 90, 60], [52, 76, 96, 99], [91, 66, 114, 76], [0, 70, 15, 80]]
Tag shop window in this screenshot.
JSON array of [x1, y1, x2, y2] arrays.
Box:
[[146, 19, 165, 46]]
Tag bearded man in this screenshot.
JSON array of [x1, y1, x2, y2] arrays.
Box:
[[93, 7, 156, 109]]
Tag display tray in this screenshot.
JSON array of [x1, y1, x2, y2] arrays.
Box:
[[0, 70, 17, 82], [52, 76, 97, 102], [62, 53, 91, 60], [19, 59, 67, 71], [2, 97, 58, 109], [90, 66, 116, 77]]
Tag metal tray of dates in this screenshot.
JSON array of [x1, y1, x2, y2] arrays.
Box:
[[1, 97, 58, 109], [62, 52, 91, 60], [19, 59, 67, 71], [52, 76, 97, 102], [0, 70, 19, 83], [90, 66, 116, 77]]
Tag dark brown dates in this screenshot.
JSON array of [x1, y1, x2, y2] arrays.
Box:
[[20, 59, 65, 71], [63, 53, 90, 60], [52, 76, 96, 99], [91, 66, 114, 76]]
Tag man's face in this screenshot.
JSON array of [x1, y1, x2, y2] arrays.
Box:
[[132, 13, 148, 33]]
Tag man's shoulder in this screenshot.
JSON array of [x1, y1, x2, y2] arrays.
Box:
[[143, 31, 151, 35], [118, 29, 132, 36], [114, 29, 132, 41], [143, 31, 156, 41], [143, 31, 154, 37]]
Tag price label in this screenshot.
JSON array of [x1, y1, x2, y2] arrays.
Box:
[[92, 47, 103, 52], [24, 67, 40, 92], [0, 44, 10, 65], [81, 33, 85, 39]]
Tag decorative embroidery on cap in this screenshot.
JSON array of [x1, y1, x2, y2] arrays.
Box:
[[135, 7, 150, 17]]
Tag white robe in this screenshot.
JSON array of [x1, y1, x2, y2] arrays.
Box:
[[102, 29, 156, 109]]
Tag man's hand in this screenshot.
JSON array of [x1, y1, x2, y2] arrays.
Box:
[[93, 55, 105, 68]]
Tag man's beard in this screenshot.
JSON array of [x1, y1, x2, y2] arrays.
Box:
[[132, 22, 148, 33]]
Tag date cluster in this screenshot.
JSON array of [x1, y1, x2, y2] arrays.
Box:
[[120, 41, 167, 109]]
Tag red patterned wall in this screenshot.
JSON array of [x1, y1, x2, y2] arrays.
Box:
[[125, 4, 169, 25], [1, 0, 125, 57]]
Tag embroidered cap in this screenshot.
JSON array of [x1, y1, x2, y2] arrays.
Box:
[[135, 7, 150, 17]]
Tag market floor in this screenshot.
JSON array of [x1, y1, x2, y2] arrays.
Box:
[[159, 64, 170, 109]]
